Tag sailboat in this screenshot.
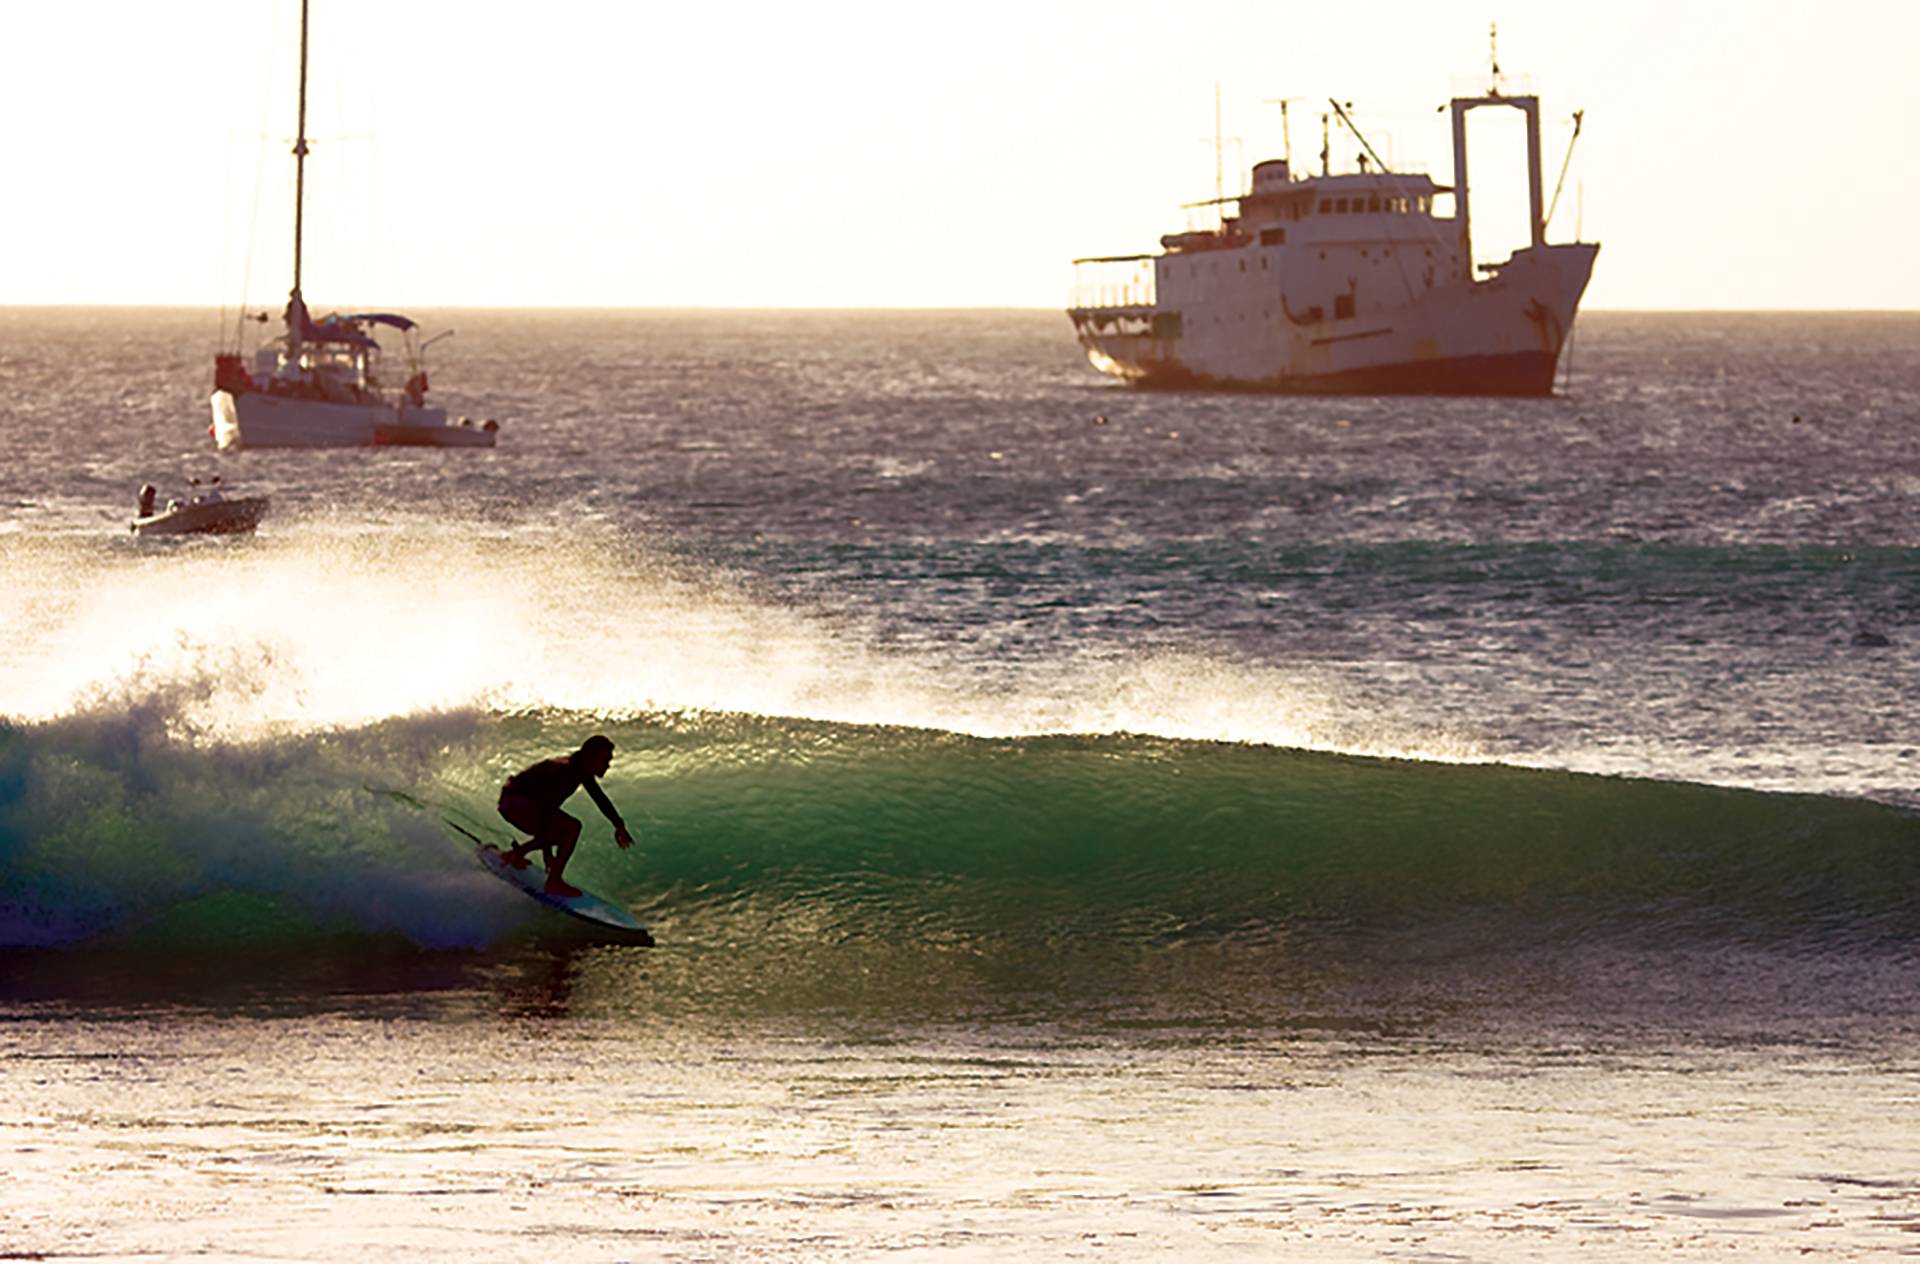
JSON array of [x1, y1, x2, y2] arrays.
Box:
[[210, 0, 495, 449]]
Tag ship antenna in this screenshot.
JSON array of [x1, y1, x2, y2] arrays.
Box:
[[1264, 96, 1303, 171], [1488, 21, 1502, 97], [289, 0, 310, 350], [1319, 111, 1330, 177], [1197, 85, 1243, 225]]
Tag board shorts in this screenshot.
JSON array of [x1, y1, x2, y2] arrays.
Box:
[[498, 792, 562, 837]]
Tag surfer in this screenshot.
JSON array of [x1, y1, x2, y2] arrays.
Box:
[[496, 735, 635, 897]]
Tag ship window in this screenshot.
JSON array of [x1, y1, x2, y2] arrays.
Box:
[[1239, 259, 1246, 272], [1319, 199, 1331, 214], [1261, 256, 1269, 270], [1335, 293, 1356, 319], [1334, 197, 1348, 213], [1259, 226, 1286, 245], [1368, 196, 1380, 212]]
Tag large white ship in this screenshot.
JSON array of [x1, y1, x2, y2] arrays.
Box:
[[1068, 81, 1598, 396]]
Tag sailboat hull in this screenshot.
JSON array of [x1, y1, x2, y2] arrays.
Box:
[[211, 391, 495, 449]]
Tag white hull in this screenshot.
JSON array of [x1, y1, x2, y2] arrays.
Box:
[[211, 391, 495, 449], [1072, 242, 1597, 396]]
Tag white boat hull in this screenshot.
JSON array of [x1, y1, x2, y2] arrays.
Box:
[[210, 391, 496, 449], [1070, 242, 1598, 396]]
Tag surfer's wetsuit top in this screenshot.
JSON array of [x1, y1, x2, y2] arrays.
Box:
[[498, 757, 625, 833]]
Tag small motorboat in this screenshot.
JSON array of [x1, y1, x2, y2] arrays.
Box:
[[129, 480, 270, 537]]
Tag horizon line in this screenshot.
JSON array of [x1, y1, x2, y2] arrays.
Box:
[[5, 303, 1920, 316]]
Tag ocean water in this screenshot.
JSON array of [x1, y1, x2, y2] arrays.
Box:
[[1, 307, 1917, 1259]]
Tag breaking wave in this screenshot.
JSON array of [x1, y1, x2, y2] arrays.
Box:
[[3, 705, 1915, 959]]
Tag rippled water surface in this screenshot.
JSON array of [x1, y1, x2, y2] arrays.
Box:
[[1, 308, 1917, 1258]]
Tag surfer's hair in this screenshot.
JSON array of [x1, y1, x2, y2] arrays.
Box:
[[579, 734, 615, 759]]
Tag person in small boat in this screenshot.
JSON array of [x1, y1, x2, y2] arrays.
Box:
[[496, 734, 635, 897], [137, 484, 157, 517]]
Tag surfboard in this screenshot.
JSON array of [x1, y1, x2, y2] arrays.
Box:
[[448, 820, 654, 944]]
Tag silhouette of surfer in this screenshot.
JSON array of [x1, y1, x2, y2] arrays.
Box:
[[497, 735, 634, 896]]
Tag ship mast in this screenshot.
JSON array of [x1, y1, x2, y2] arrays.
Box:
[[289, 0, 311, 352], [1213, 83, 1224, 219], [1263, 96, 1303, 173]]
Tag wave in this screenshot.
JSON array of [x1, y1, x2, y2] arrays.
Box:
[[4, 704, 1916, 958], [0, 527, 1477, 759]]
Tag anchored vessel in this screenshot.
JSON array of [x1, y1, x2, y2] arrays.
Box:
[[210, 0, 495, 449], [1068, 82, 1598, 396]]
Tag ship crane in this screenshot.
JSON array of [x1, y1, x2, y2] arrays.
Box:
[[1545, 110, 1586, 235]]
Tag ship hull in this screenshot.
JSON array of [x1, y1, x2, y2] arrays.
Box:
[[1103, 349, 1560, 396], [1070, 242, 1598, 397], [211, 391, 494, 449]]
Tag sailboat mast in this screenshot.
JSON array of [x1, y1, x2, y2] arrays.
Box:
[[291, 0, 310, 312]]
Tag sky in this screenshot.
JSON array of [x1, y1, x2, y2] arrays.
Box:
[[3, 1, 1917, 310]]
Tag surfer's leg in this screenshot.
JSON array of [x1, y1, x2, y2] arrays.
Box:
[[497, 794, 546, 868], [541, 812, 584, 896]]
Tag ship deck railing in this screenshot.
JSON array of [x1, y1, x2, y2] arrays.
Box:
[[1070, 255, 1157, 311]]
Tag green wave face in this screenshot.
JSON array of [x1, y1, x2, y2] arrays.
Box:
[[5, 709, 1917, 966]]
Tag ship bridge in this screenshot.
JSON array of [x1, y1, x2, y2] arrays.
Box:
[[1218, 164, 1447, 234], [1070, 160, 1451, 309]]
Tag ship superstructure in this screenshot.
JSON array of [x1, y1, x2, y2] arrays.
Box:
[[1068, 81, 1597, 396]]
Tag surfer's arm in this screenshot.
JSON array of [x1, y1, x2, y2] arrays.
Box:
[[582, 775, 634, 848]]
